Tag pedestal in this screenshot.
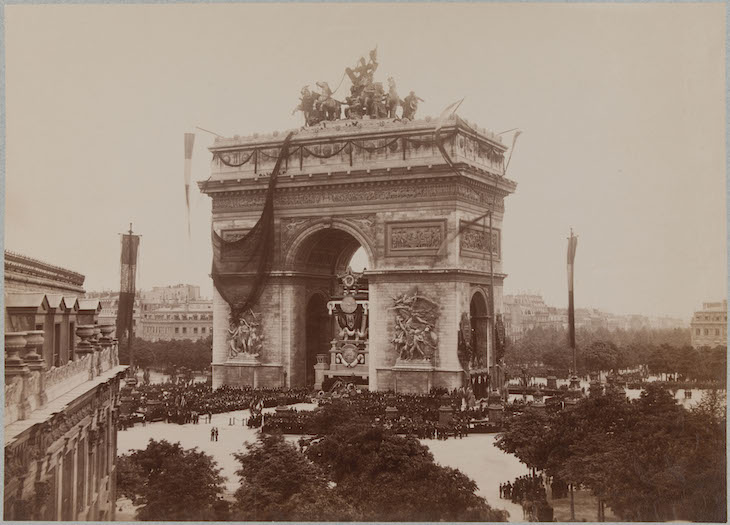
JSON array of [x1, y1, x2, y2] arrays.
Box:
[[5, 332, 30, 377], [393, 359, 434, 394], [314, 354, 329, 391], [214, 359, 284, 389], [488, 403, 504, 425], [438, 405, 454, 425], [568, 375, 581, 390]]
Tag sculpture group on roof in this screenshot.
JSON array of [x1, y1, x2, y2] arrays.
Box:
[[293, 48, 424, 127]]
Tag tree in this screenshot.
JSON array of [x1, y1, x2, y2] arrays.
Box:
[[306, 420, 508, 521], [496, 384, 727, 522], [117, 439, 224, 521], [581, 340, 619, 373], [233, 433, 356, 521]]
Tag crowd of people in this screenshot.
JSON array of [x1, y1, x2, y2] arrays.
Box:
[[118, 380, 311, 428], [500, 474, 553, 521], [500, 474, 547, 504], [119, 377, 554, 436], [258, 388, 494, 437]]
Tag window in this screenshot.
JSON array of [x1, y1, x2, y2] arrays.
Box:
[[696, 328, 700, 335], [704, 329, 709, 335], [202, 327, 206, 334], [175, 327, 179, 334], [193, 327, 198, 334], [183, 327, 187, 334], [715, 329, 720, 336]]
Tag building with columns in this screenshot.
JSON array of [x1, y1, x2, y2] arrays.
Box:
[[200, 115, 516, 393], [4, 252, 126, 521]]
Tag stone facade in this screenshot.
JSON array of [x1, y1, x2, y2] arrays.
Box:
[[200, 116, 516, 393], [4, 252, 126, 521], [690, 300, 727, 349], [88, 286, 213, 342]]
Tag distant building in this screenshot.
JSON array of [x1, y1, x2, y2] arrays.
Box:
[[140, 284, 200, 304], [503, 291, 688, 342], [87, 292, 142, 333], [140, 300, 213, 342], [690, 300, 727, 348], [4, 252, 125, 521], [87, 284, 212, 342], [503, 294, 551, 342]]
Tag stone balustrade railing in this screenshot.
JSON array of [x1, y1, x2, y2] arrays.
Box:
[[4, 324, 120, 428], [209, 118, 507, 180], [44, 353, 94, 401]]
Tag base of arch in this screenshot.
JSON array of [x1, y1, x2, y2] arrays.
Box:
[[375, 366, 464, 394], [212, 362, 284, 389]]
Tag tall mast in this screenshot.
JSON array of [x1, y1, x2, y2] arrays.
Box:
[[567, 229, 578, 379]]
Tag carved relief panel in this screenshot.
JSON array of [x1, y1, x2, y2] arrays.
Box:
[[385, 220, 447, 257], [459, 222, 500, 259], [220, 229, 251, 261]]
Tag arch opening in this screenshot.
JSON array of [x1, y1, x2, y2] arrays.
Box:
[[293, 227, 371, 389], [470, 292, 490, 396], [305, 293, 329, 388]]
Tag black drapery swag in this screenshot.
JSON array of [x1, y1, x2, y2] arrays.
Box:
[[211, 132, 294, 325]]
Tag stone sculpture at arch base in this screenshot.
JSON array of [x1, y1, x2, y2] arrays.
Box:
[[200, 115, 516, 394]]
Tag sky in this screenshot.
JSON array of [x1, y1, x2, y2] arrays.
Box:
[[4, 2, 726, 320]]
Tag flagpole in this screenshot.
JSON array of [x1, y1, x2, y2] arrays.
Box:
[[127, 223, 135, 371], [488, 210, 495, 389], [567, 229, 578, 386]]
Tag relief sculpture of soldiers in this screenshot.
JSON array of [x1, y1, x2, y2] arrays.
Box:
[[294, 47, 424, 126], [227, 309, 263, 360], [390, 289, 440, 362]]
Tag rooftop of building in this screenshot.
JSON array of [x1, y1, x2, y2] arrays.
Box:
[[5, 251, 85, 287], [698, 300, 727, 312]]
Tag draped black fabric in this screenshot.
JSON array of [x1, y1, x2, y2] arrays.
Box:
[[211, 132, 294, 324], [117, 233, 140, 365]]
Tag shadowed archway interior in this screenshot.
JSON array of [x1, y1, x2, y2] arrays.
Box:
[[294, 228, 364, 276], [295, 227, 370, 387]]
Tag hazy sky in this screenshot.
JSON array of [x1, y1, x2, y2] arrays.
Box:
[[4, 3, 726, 319]]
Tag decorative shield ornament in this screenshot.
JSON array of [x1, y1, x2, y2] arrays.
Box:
[[342, 273, 356, 289], [341, 343, 358, 366], [341, 295, 357, 314]]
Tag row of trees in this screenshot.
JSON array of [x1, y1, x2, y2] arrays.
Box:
[[505, 326, 726, 381], [118, 401, 508, 521], [117, 335, 212, 371], [495, 385, 726, 522]]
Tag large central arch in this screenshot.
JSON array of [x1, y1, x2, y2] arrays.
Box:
[[288, 224, 372, 388]]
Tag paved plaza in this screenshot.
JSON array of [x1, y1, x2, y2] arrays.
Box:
[[116, 404, 529, 521]]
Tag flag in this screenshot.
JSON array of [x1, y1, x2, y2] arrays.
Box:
[[184, 133, 195, 237], [117, 232, 140, 365], [567, 232, 578, 292], [504, 130, 522, 175], [435, 98, 465, 131], [567, 231, 578, 354]]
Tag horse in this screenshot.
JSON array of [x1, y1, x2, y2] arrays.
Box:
[[318, 97, 342, 121], [386, 77, 400, 118]]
